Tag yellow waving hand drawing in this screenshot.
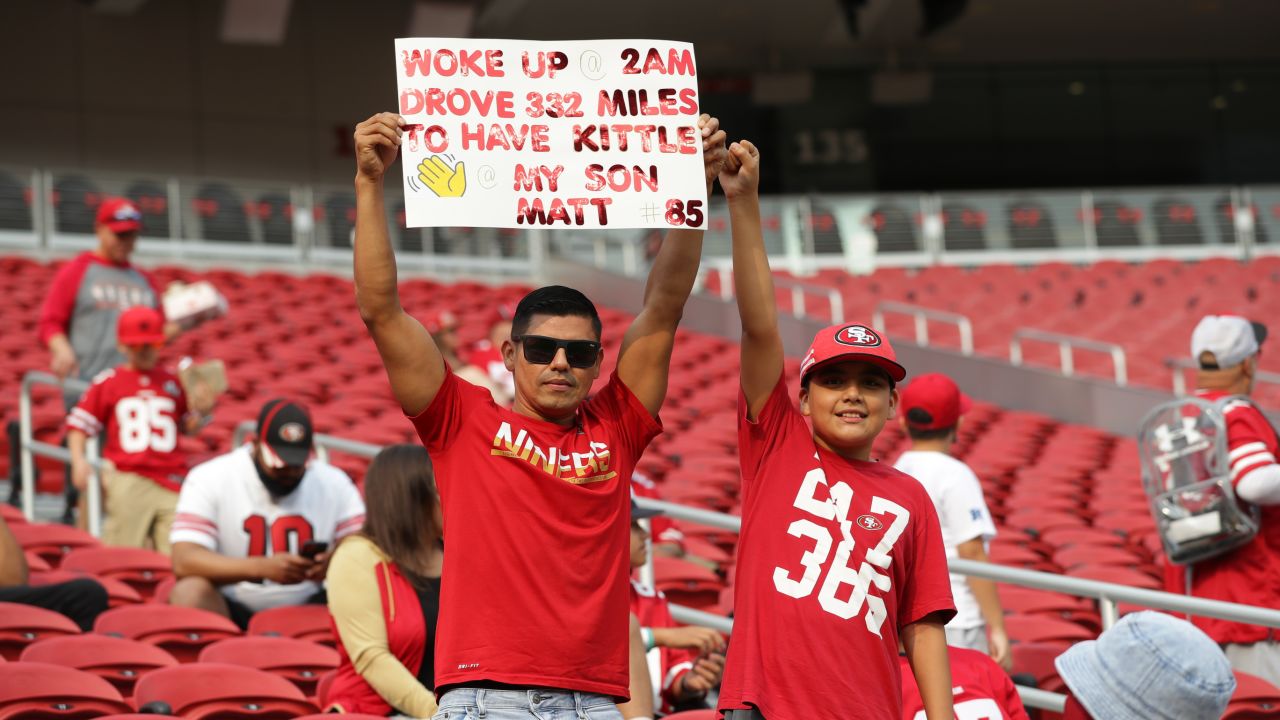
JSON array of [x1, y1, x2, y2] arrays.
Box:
[[417, 155, 466, 198]]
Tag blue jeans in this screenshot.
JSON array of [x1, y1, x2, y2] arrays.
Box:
[[434, 688, 622, 720]]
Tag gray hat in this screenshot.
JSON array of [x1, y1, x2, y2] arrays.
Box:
[[1056, 611, 1236, 720]]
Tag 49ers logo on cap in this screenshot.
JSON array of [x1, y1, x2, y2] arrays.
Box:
[[835, 325, 882, 348], [279, 422, 307, 443]]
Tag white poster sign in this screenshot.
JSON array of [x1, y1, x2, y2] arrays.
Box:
[[394, 38, 706, 230]]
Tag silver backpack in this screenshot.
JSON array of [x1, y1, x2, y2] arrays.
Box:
[[1138, 396, 1261, 566]]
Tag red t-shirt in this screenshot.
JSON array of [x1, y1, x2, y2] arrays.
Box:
[[631, 580, 699, 715], [65, 366, 190, 491], [718, 374, 955, 720], [898, 646, 1029, 720], [1163, 390, 1280, 644], [411, 369, 661, 697]]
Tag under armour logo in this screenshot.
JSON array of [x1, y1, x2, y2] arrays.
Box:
[[1152, 417, 1211, 474]]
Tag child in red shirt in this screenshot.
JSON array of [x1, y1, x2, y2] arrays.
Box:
[[716, 140, 956, 720], [66, 306, 213, 551]]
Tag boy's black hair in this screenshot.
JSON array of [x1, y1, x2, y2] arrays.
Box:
[[511, 285, 602, 340], [904, 407, 957, 441], [800, 365, 896, 392]]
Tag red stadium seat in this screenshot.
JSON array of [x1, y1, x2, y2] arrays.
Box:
[[294, 716, 386, 720], [0, 601, 80, 660], [247, 604, 335, 647], [29, 570, 143, 608], [8, 522, 99, 567], [94, 604, 241, 662], [652, 556, 725, 612], [199, 636, 339, 698], [1068, 564, 1161, 590], [97, 716, 182, 719], [20, 634, 177, 698], [1010, 642, 1069, 694], [1051, 544, 1144, 570], [60, 546, 173, 600], [0, 662, 132, 718], [663, 712, 717, 720], [1004, 614, 1096, 645], [0, 504, 25, 524], [133, 663, 319, 718]]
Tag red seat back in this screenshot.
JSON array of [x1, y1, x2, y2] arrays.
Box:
[[21, 634, 178, 698], [133, 663, 319, 719], [94, 605, 241, 662], [61, 546, 173, 600], [247, 604, 335, 648], [0, 662, 132, 719], [198, 636, 339, 697], [0, 601, 80, 660]]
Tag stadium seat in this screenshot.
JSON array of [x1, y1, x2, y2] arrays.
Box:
[[1226, 670, 1280, 718], [60, 546, 173, 599], [294, 716, 387, 720], [9, 522, 100, 567], [1010, 642, 1069, 694], [663, 711, 717, 720], [94, 605, 241, 662], [133, 663, 319, 718], [1004, 614, 1096, 645], [652, 556, 725, 612], [198, 636, 339, 697], [50, 175, 101, 234], [0, 662, 133, 718], [28, 570, 142, 607], [247, 604, 335, 647], [124, 180, 170, 237], [192, 183, 250, 243], [20, 634, 178, 698], [0, 601, 81, 660]]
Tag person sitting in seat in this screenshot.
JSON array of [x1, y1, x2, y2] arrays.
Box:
[[168, 399, 365, 628], [0, 515, 107, 630]]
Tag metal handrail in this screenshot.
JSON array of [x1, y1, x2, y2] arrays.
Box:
[[872, 301, 975, 355], [1010, 328, 1128, 386], [19, 372, 104, 535], [1164, 356, 1280, 396], [772, 277, 845, 324]]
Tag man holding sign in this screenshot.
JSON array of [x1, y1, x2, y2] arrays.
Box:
[[352, 38, 725, 720]]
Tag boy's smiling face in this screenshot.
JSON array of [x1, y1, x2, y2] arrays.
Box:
[[800, 360, 898, 461]]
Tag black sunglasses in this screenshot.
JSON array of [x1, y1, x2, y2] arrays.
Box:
[[513, 334, 601, 368]]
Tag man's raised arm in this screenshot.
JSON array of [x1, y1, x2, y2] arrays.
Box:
[[617, 115, 727, 417], [352, 112, 446, 417], [719, 140, 782, 421]]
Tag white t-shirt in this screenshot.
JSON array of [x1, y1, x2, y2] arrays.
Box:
[[170, 445, 366, 612], [893, 450, 997, 630]]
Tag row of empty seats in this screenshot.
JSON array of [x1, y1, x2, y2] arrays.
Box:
[[711, 257, 1280, 406]]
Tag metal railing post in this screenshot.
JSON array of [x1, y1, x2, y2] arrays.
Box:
[[874, 302, 975, 356], [85, 436, 102, 538], [1059, 341, 1074, 377], [791, 285, 806, 318], [19, 376, 35, 521], [1010, 336, 1024, 366], [1099, 597, 1120, 631]]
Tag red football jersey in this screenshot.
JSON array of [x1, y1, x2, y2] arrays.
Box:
[[719, 374, 955, 720], [631, 474, 686, 550], [411, 370, 661, 698], [631, 580, 699, 714], [1163, 390, 1280, 644], [898, 647, 1029, 720], [66, 366, 190, 492]]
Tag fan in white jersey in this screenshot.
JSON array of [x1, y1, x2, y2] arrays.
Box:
[[169, 399, 365, 628]]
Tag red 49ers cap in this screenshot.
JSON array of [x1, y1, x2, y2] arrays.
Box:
[[116, 306, 166, 346], [900, 373, 972, 430], [95, 197, 143, 234], [799, 323, 907, 384], [424, 310, 459, 335]]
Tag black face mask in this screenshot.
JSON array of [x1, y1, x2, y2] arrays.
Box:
[[253, 449, 304, 497]]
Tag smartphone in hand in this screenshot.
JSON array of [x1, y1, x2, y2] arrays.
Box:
[[300, 540, 329, 560]]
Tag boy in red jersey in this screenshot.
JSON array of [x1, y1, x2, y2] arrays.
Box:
[[716, 139, 955, 720], [65, 306, 214, 551], [899, 646, 1028, 720], [352, 111, 727, 718]]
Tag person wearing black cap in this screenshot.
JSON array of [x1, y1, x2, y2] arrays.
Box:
[[167, 399, 366, 628], [1167, 315, 1280, 684]]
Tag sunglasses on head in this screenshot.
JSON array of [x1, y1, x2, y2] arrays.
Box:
[[514, 334, 600, 368]]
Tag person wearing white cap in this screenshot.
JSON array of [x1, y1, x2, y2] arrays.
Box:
[[1055, 611, 1236, 720], [1171, 314, 1280, 684]]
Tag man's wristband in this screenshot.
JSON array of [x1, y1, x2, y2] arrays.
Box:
[[641, 627, 655, 651]]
